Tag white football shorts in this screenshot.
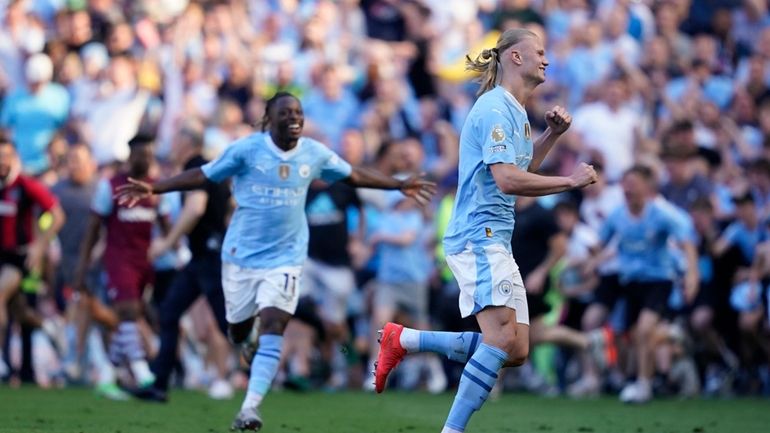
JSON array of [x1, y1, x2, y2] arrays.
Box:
[[446, 242, 529, 324], [221, 262, 303, 323]]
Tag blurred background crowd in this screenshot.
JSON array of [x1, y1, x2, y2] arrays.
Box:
[[1, 0, 770, 402]]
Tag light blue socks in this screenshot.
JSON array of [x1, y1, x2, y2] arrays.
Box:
[[243, 334, 284, 410], [418, 331, 482, 363], [443, 343, 507, 432]]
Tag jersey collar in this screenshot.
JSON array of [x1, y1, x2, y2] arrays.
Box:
[[264, 133, 303, 160], [499, 86, 526, 115]]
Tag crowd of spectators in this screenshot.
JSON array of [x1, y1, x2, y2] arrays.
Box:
[[1, 0, 770, 401]]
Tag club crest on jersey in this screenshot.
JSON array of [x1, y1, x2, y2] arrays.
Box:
[[279, 164, 290, 180], [299, 164, 311, 178], [491, 124, 505, 143], [497, 280, 513, 296], [524, 123, 531, 139]]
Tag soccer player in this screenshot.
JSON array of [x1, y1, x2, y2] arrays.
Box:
[[0, 137, 65, 379], [374, 28, 597, 433], [115, 92, 435, 431], [74, 134, 170, 393], [583, 165, 699, 403]]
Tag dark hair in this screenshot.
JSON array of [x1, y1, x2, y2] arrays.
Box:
[[733, 191, 755, 206], [375, 139, 398, 161], [68, 141, 92, 154], [749, 158, 770, 176], [0, 135, 13, 147], [623, 164, 655, 183], [690, 197, 713, 212], [128, 132, 155, 147], [261, 91, 299, 132], [554, 200, 579, 214]]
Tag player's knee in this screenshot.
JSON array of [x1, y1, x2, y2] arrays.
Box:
[[258, 318, 287, 335], [508, 342, 529, 366], [495, 334, 527, 366]]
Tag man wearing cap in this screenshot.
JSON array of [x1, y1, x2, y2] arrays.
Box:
[[0, 53, 70, 176]]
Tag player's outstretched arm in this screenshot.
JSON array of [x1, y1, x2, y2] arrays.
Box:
[[530, 106, 571, 172], [490, 161, 596, 196], [344, 166, 437, 206], [115, 168, 208, 207]]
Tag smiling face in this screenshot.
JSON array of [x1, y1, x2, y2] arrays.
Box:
[[511, 35, 548, 85], [268, 95, 304, 147]]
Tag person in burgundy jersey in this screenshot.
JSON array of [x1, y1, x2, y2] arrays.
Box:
[[74, 134, 170, 391], [0, 137, 65, 378]]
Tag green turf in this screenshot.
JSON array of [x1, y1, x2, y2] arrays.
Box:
[[0, 386, 767, 433]]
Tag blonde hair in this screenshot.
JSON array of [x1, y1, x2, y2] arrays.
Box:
[[465, 28, 538, 96]]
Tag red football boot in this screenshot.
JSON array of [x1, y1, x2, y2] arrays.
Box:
[[374, 322, 407, 393]]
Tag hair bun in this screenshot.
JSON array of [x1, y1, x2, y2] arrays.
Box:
[[481, 49, 493, 60]]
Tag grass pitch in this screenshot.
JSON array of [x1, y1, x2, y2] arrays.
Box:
[[0, 387, 767, 433]]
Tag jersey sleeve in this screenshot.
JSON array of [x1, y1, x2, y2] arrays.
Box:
[[201, 140, 246, 182], [477, 108, 522, 166], [318, 147, 353, 183], [21, 177, 57, 211], [662, 204, 696, 243], [91, 178, 114, 216]]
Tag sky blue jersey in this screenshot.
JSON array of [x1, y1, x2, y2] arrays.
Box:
[[201, 132, 352, 268], [377, 208, 429, 285], [443, 86, 534, 255], [601, 198, 695, 283]]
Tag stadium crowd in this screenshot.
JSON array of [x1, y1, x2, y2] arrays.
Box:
[[1, 0, 770, 404]]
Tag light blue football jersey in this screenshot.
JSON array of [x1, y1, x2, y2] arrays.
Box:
[[201, 132, 352, 268], [443, 86, 534, 255], [601, 198, 695, 283]]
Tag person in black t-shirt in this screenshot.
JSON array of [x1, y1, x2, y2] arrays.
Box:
[[511, 196, 614, 393], [138, 126, 233, 401], [283, 179, 363, 390]]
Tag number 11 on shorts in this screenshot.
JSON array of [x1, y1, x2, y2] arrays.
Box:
[[283, 273, 297, 296]]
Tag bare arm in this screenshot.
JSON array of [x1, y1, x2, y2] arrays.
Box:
[[344, 166, 436, 206], [490, 162, 596, 196], [371, 230, 418, 247], [681, 240, 700, 304], [151, 168, 209, 194], [26, 204, 66, 274], [149, 191, 208, 261], [344, 166, 404, 190], [530, 106, 572, 172], [115, 168, 209, 207]]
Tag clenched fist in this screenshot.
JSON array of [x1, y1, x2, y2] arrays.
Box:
[[569, 162, 598, 189]]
